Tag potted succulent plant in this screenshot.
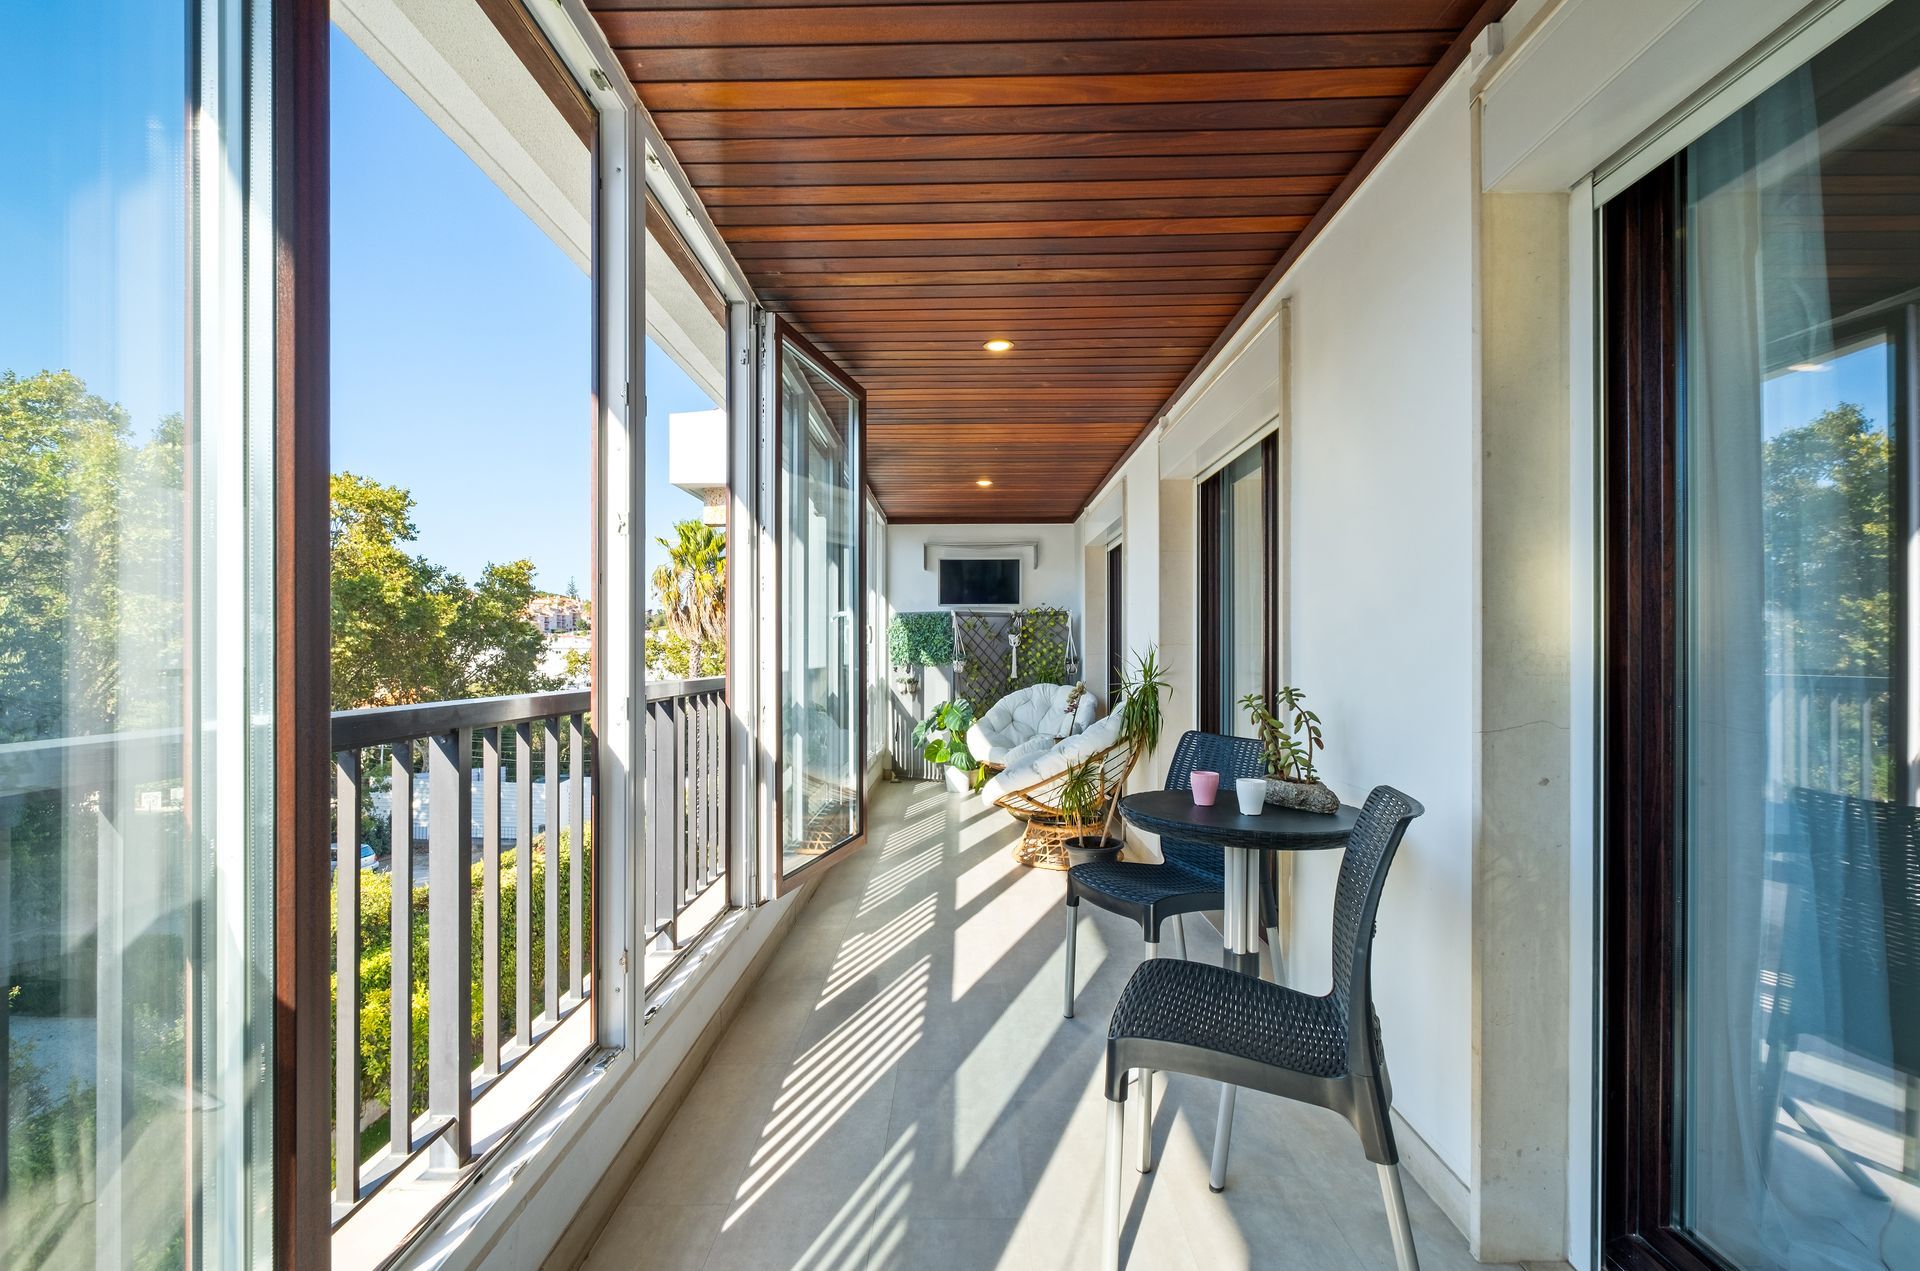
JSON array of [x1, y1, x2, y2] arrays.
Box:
[[1240, 686, 1340, 814], [1058, 755, 1123, 866], [913, 699, 985, 793], [1077, 645, 1172, 849]]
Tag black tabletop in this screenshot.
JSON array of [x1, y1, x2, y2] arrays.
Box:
[[1118, 789, 1359, 850]]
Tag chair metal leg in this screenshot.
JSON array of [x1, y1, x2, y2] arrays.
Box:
[[1209, 1084, 1235, 1192], [1172, 914, 1188, 961], [1063, 904, 1078, 1019], [1136, 938, 1157, 1172], [1104, 1098, 1125, 1271], [1378, 1163, 1420, 1271]]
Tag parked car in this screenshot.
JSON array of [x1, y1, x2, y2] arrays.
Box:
[[330, 842, 378, 874]]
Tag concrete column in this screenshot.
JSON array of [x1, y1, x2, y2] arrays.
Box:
[[1472, 191, 1573, 1262]]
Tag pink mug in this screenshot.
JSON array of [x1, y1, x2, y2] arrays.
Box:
[[1189, 770, 1220, 807]]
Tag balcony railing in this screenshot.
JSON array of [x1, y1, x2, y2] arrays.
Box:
[[328, 690, 594, 1221], [324, 675, 732, 1222], [0, 675, 732, 1236], [643, 676, 728, 952]]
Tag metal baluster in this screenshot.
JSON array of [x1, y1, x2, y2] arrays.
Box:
[[481, 728, 502, 1076], [543, 715, 561, 1024], [1862, 692, 1876, 797], [515, 722, 533, 1051], [335, 749, 362, 1207], [390, 742, 413, 1155], [95, 755, 128, 1260], [714, 691, 725, 890], [568, 712, 585, 1002], [644, 698, 662, 942], [427, 729, 473, 1171], [1830, 695, 1843, 793], [717, 689, 730, 892], [673, 698, 688, 942], [695, 693, 709, 890]]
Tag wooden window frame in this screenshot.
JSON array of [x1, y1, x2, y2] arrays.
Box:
[[1599, 153, 1733, 1271], [1198, 433, 1280, 734], [1106, 540, 1124, 706], [275, 0, 333, 1263]]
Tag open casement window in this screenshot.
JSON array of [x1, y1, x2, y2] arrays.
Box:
[[762, 316, 868, 892]]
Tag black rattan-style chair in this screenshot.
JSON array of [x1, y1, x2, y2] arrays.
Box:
[[1062, 731, 1267, 1018], [1098, 785, 1425, 1271]]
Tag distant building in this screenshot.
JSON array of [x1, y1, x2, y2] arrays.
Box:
[[528, 593, 586, 634], [669, 408, 727, 527]]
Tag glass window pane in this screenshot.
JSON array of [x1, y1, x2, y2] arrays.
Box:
[[1, 2, 271, 1262], [1213, 443, 1269, 734], [1678, 7, 1920, 1266], [779, 346, 863, 874], [645, 203, 733, 976], [326, 10, 596, 1242]]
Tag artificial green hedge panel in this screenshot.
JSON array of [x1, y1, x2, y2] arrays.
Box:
[[1014, 606, 1073, 688], [887, 611, 954, 667]]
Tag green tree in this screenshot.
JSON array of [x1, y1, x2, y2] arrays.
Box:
[[649, 519, 726, 677], [1762, 401, 1893, 677], [0, 370, 183, 742], [329, 472, 557, 708]]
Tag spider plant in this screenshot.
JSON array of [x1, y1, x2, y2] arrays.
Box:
[[1059, 757, 1105, 840], [1117, 645, 1171, 755], [1090, 645, 1173, 844]]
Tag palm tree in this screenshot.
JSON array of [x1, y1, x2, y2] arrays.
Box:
[[651, 520, 727, 675]]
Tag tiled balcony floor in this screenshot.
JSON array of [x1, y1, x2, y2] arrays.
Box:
[[582, 781, 1519, 1271]]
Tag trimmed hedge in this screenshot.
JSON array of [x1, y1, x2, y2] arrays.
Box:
[[331, 828, 592, 1131], [886, 611, 954, 667]]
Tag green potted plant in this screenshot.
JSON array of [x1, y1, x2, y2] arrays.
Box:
[[1080, 645, 1172, 849], [1058, 756, 1123, 866], [913, 699, 985, 793], [1240, 686, 1339, 814]]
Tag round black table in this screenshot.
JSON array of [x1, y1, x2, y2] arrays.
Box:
[[1117, 788, 1360, 1192], [1117, 789, 1359, 977]]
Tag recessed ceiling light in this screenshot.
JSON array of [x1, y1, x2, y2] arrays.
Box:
[[976, 478, 994, 487], [983, 339, 1014, 352], [1787, 361, 1830, 372]]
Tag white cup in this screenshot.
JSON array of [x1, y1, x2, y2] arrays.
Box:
[[1234, 777, 1267, 816]]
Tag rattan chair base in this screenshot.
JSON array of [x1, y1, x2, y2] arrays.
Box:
[[1013, 818, 1078, 871]]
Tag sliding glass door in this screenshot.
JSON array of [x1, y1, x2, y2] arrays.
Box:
[[1604, 7, 1920, 1267], [0, 1, 277, 1261], [1200, 435, 1279, 735], [765, 319, 867, 887]]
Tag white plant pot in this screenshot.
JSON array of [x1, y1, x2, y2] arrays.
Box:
[[943, 765, 973, 794]]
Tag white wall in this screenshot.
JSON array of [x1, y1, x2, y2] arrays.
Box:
[[1279, 70, 1481, 1191], [883, 522, 1081, 620], [1073, 63, 1487, 1223]]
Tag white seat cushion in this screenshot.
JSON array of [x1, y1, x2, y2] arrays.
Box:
[[983, 711, 1124, 803], [967, 683, 1101, 767]]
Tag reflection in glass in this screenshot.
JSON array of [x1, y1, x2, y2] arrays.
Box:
[[1679, 9, 1920, 1267], [1, 2, 271, 1263], [779, 348, 862, 873], [1212, 441, 1270, 735]]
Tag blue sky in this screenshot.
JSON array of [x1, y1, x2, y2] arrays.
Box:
[[1762, 335, 1890, 439], [0, 2, 187, 432], [331, 27, 706, 594]]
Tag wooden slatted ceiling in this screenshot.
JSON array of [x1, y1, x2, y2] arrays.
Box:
[[591, 0, 1495, 522]]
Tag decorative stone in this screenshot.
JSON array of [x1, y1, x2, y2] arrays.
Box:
[[1267, 777, 1339, 815]]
